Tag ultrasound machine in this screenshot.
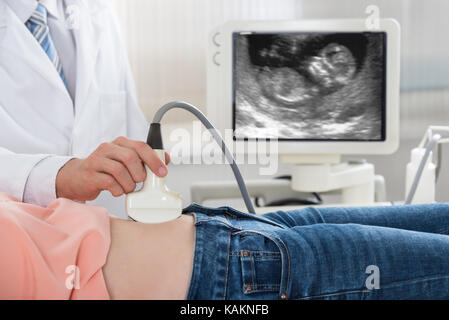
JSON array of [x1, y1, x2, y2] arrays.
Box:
[[192, 19, 401, 209]]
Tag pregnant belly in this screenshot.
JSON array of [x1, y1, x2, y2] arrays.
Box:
[[104, 214, 195, 300], [141, 214, 195, 299]]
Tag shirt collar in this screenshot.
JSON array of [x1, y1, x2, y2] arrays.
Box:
[[40, 0, 60, 20], [4, 0, 60, 24]]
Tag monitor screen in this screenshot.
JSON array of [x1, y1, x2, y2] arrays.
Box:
[[233, 31, 387, 141]]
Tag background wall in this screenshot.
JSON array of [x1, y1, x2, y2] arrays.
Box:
[[110, 0, 298, 123], [102, 0, 448, 217]]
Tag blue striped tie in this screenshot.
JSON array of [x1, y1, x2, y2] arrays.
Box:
[[25, 3, 66, 86]]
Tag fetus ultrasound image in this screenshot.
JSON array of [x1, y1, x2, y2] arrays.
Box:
[[233, 32, 386, 140]]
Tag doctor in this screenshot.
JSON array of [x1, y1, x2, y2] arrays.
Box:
[[0, 0, 169, 208]]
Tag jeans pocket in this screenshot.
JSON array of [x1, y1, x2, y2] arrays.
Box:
[[241, 249, 282, 294], [234, 230, 289, 298]]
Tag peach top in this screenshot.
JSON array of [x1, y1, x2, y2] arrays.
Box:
[[0, 193, 111, 300]]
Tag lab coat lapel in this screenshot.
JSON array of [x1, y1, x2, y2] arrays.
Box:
[[67, 0, 105, 114], [0, 3, 72, 104]]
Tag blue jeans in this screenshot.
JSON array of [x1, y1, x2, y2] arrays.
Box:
[[183, 203, 449, 300]]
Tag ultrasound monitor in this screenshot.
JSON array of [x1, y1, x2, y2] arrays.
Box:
[[234, 31, 385, 141], [207, 19, 400, 156]]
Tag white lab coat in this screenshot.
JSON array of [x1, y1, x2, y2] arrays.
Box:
[[0, 0, 148, 207]]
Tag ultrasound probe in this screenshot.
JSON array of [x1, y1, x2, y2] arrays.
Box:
[[126, 101, 256, 224]]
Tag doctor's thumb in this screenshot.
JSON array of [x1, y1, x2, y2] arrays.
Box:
[[151, 151, 170, 177], [156, 165, 168, 177], [146, 152, 168, 178]]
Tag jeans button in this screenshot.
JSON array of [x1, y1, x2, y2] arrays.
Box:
[[280, 293, 287, 300]]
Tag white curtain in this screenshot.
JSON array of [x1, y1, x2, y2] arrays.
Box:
[[110, 0, 298, 122]]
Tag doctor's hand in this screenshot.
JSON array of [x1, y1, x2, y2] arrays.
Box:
[[55, 136, 171, 201]]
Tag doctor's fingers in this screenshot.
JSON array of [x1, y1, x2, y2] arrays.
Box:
[[94, 172, 125, 198], [112, 137, 168, 177], [164, 152, 171, 165], [93, 157, 137, 194], [95, 142, 146, 183]]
